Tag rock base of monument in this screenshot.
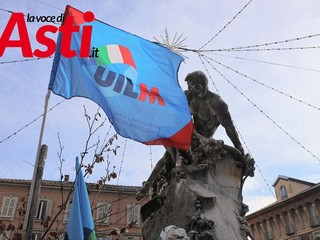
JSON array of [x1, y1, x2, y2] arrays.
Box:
[[141, 153, 249, 240]]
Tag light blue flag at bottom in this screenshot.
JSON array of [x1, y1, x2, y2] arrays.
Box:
[[64, 157, 96, 240]]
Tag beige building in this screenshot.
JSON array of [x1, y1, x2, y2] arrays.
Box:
[[246, 175, 320, 240], [0, 178, 144, 240]]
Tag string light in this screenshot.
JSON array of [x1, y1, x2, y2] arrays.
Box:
[[149, 146, 153, 170], [199, 0, 253, 50], [204, 54, 320, 111], [199, 53, 276, 198], [116, 139, 127, 186], [211, 46, 320, 52], [206, 52, 320, 73], [0, 56, 53, 65], [202, 33, 320, 52], [201, 54, 320, 163], [0, 100, 65, 144]]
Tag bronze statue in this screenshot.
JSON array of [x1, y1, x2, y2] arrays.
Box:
[[136, 71, 252, 201], [140, 71, 255, 240], [185, 71, 244, 155]]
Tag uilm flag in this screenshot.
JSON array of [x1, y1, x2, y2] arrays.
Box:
[[49, 6, 193, 150]]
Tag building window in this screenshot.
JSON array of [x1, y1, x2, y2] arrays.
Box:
[[284, 213, 295, 235], [126, 204, 141, 227], [64, 199, 73, 222], [264, 220, 273, 240], [308, 204, 320, 227], [124, 236, 140, 240], [96, 237, 113, 240], [36, 199, 53, 220], [0, 196, 19, 220], [32, 233, 43, 240], [96, 202, 111, 224], [280, 186, 288, 199]]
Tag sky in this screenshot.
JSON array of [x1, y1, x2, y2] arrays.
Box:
[[1, 0, 320, 214]]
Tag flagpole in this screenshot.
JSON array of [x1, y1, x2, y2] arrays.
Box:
[[23, 89, 51, 236]]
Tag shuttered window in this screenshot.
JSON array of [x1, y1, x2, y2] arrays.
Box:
[[36, 199, 53, 220], [0, 196, 19, 220], [96, 202, 112, 224], [126, 204, 141, 227]]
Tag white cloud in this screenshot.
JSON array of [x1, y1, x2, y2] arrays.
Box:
[[245, 195, 275, 214]]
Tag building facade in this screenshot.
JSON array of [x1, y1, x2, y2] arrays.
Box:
[[0, 178, 144, 240], [246, 176, 320, 240]]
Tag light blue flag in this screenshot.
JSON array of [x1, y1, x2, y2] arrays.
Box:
[[64, 157, 96, 240], [49, 6, 193, 150]]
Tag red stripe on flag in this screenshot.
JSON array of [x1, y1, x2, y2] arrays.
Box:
[[144, 121, 194, 150], [65, 5, 95, 25], [119, 46, 136, 69], [65, 5, 86, 25]]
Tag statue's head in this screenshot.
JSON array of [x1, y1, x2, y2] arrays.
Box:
[[185, 71, 208, 97]]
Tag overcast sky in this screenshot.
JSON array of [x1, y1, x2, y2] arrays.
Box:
[[1, 0, 320, 213]]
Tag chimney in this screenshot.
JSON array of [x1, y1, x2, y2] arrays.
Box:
[[64, 175, 70, 182]]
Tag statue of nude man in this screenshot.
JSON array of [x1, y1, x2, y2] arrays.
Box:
[[184, 71, 244, 155], [136, 71, 246, 201]]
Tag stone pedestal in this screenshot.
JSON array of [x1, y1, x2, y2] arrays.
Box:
[[141, 146, 253, 240]]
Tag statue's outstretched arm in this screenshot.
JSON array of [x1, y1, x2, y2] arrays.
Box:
[[213, 99, 244, 155]]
